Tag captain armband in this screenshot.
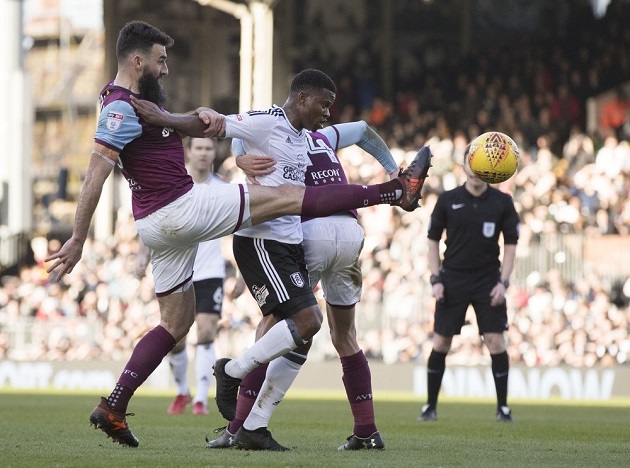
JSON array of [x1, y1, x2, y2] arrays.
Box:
[[91, 149, 116, 166]]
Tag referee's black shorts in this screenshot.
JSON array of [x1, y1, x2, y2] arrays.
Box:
[[233, 236, 317, 319], [434, 268, 509, 336]]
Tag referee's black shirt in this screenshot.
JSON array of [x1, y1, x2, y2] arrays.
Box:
[[427, 185, 520, 273]]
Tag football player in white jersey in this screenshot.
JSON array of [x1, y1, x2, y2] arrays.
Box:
[[212, 70, 348, 451], [206, 121, 399, 451], [204, 70, 430, 451]]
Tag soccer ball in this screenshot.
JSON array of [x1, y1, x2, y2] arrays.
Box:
[[466, 132, 520, 184]]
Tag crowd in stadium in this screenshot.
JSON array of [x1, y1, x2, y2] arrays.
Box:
[[1, 1, 630, 368]]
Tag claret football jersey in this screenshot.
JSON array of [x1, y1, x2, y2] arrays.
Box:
[[94, 82, 193, 220]]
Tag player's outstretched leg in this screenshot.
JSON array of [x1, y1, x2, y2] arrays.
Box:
[[213, 358, 242, 421], [393, 146, 433, 212], [89, 397, 139, 447]]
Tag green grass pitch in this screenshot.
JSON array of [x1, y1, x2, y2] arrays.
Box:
[[1, 390, 629, 467]]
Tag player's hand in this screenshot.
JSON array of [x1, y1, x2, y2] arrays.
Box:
[[490, 282, 506, 306], [432, 283, 445, 303], [197, 108, 226, 137], [236, 154, 275, 183], [45, 237, 84, 281], [130, 96, 168, 126]]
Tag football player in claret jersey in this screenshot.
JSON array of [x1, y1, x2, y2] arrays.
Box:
[[136, 137, 227, 416], [419, 159, 519, 423], [46, 20, 429, 448]]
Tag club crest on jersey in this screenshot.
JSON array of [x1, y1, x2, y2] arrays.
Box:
[[106, 112, 123, 131], [483, 222, 496, 238], [162, 127, 174, 137], [252, 284, 269, 307], [290, 272, 305, 288]]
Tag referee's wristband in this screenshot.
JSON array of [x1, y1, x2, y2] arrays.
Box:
[[499, 279, 510, 288], [430, 274, 442, 285]]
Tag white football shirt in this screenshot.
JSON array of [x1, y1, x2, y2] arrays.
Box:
[[225, 106, 311, 244]]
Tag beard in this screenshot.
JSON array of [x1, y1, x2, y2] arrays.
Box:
[[138, 70, 166, 107]]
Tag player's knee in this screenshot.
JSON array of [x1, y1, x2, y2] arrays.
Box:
[[288, 307, 322, 341], [433, 334, 452, 353]]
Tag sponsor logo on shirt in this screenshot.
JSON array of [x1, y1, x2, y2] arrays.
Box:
[[282, 154, 308, 183], [106, 112, 123, 131], [162, 127, 174, 137], [286, 136, 293, 144], [452, 203, 465, 210], [310, 168, 342, 184], [252, 284, 269, 307]]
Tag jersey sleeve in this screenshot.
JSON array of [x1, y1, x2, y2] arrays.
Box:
[[501, 195, 520, 245], [224, 112, 277, 143], [94, 100, 142, 151], [427, 194, 447, 241], [231, 138, 246, 157], [323, 121, 398, 174]]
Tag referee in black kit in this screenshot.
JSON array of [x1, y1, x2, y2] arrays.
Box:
[[419, 156, 519, 423]]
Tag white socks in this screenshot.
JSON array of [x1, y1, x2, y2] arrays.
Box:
[[226, 320, 300, 378], [168, 348, 189, 395], [193, 342, 216, 405], [243, 353, 304, 431]]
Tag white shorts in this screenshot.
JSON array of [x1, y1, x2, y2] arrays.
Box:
[[136, 183, 251, 296], [302, 213, 364, 307]]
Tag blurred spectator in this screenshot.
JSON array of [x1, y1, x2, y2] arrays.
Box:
[[601, 86, 630, 139]]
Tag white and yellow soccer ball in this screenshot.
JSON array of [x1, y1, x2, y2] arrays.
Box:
[[466, 131, 520, 184]]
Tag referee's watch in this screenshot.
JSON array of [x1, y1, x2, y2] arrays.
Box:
[[499, 279, 510, 288], [430, 274, 442, 285]]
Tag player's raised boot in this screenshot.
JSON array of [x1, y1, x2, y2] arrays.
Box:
[[233, 427, 291, 451], [394, 146, 433, 212], [205, 426, 236, 448], [167, 394, 192, 414], [89, 397, 139, 447], [213, 358, 241, 421], [497, 405, 513, 422], [417, 403, 437, 421], [338, 431, 385, 451]]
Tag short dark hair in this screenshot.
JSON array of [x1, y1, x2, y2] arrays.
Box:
[[184, 136, 215, 149], [116, 21, 174, 62], [290, 69, 336, 95]]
